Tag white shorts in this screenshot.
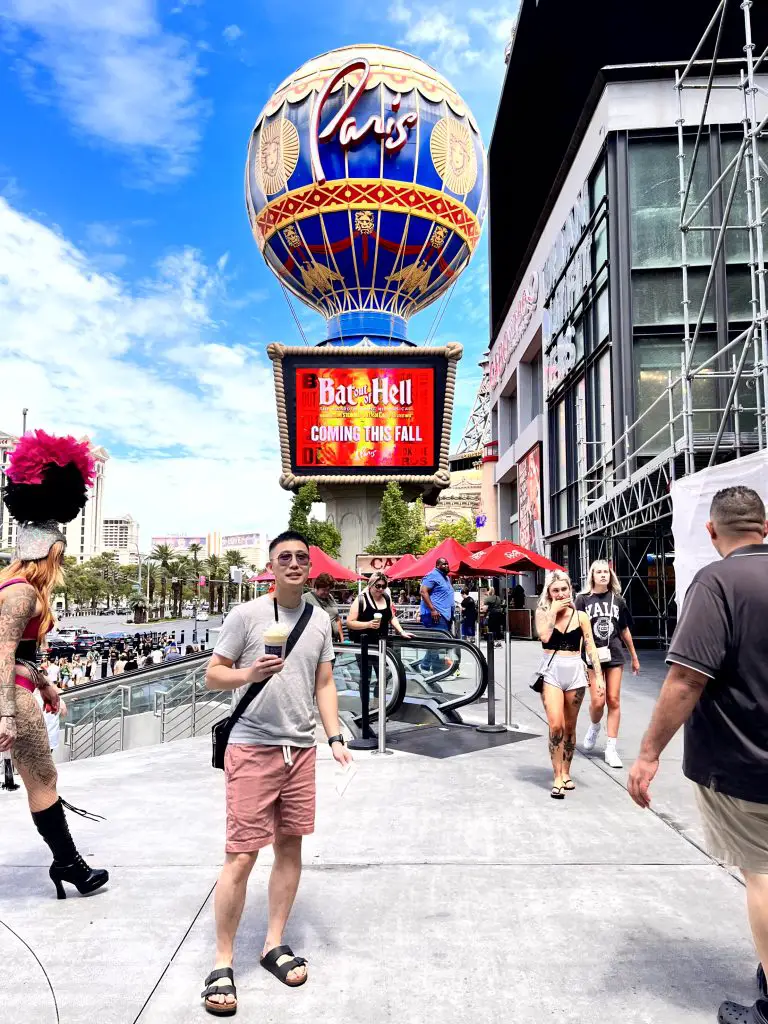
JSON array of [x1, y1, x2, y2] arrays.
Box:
[[538, 653, 588, 692]]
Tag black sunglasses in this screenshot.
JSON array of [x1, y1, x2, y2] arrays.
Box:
[[275, 551, 310, 566]]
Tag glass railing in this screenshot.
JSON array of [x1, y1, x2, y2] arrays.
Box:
[[62, 642, 407, 761]]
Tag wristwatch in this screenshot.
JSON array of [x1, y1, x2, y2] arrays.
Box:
[[327, 734, 345, 747]]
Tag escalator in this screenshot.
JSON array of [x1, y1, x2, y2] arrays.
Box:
[[61, 643, 407, 761], [61, 633, 487, 761]]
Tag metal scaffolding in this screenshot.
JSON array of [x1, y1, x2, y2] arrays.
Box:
[[452, 351, 491, 459], [579, 0, 768, 637]]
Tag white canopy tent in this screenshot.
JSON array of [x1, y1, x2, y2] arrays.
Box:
[[671, 449, 768, 611]]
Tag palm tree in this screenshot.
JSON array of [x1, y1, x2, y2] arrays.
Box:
[[144, 561, 159, 618], [151, 544, 174, 617], [225, 549, 246, 607], [205, 555, 223, 617]]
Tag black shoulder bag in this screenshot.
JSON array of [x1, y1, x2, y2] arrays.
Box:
[[211, 599, 314, 769], [530, 609, 575, 693]]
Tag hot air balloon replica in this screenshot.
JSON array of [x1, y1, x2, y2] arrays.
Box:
[[246, 45, 486, 565]]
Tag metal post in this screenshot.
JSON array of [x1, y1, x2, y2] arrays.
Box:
[[372, 637, 392, 755], [191, 675, 197, 736], [503, 576, 519, 729], [477, 631, 504, 732], [101, 652, 108, 679], [349, 634, 376, 750]]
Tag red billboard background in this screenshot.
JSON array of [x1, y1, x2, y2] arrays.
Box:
[[295, 366, 435, 469]]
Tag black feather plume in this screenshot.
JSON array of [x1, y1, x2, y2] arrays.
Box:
[[3, 462, 89, 524]]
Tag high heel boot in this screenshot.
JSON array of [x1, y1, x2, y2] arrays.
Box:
[[31, 797, 109, 899]]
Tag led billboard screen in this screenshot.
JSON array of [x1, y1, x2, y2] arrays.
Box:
[[294, 366, 435, 470]]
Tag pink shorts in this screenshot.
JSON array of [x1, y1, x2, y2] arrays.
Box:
[[224, 744, 317, 854]]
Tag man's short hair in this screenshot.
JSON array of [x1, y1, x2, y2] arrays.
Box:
[[314, 572, 334, 589], [269, 530, 310, 557], [710, 486, 766, 535]]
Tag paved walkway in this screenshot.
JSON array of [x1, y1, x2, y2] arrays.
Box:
[[0, 643, 758, 1024]]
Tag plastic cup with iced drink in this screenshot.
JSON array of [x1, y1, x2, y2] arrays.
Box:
[[263, 623, 290, 660], [372, 613, 382, 628]]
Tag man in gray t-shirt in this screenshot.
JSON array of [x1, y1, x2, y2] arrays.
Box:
[[304, 571, 343, 642], [201, 531, 353, 1017]]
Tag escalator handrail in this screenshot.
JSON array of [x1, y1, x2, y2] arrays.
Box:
[[61, 650, 212, 702], [64, 642, 407, 721], [388, 636, 488, 712]]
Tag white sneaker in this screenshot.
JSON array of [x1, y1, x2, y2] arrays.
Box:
[[604, 744, 623, 769], [583, 721, 601, 752]]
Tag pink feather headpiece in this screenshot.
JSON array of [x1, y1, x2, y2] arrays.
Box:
[[6, 430, 97, 488]]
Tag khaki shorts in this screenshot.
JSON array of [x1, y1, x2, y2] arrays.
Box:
[[694, 783, 768, 873], [224, 744, 316, 854]]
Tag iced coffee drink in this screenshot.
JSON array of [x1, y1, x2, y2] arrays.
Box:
[[263, 623, 290, 660]]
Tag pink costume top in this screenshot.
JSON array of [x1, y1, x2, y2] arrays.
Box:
[[0, 577, 45, 696]]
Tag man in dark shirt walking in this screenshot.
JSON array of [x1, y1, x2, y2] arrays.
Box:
[[628, 486, 768, 1024]]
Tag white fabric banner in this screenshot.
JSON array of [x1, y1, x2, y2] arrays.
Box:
[[671, 449, 768, 611]]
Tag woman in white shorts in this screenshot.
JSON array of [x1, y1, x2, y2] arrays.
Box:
[[534, 571, 604, 799]]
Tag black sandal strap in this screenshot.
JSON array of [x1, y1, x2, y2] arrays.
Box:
[[202, 967, 236, 997], [261, 945, 307, 979], [202, 984, 236, 999]]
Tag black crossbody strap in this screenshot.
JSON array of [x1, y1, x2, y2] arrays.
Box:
[[226, 602, 315, 732]]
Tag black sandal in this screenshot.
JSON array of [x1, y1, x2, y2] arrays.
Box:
[[201, 968, 237, 1016], [563, 779, 576, 791], [550, 786, 565, 799], [260, 945, 308, 987]]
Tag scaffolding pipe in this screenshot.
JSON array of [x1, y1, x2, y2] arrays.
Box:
[[742, 0, 768, 443], [708, 327, 754, 465]]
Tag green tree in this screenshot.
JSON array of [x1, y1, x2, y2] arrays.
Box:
[[287, 482, 341, 557], [150, 543, 174, 616], [418, 517, 477, 554], [366, 482, 425, 555]]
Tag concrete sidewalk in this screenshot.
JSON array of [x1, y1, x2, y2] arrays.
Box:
[[0, 642, 758, 1024]]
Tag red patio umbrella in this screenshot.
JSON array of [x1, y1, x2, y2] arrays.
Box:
[[465, 541, 493, 553], [387, 553, 418, 577], [255, 569, 275, 582], [307, 546, 361, 581], [458, 541, 563, 576], [388, 536, 474, 580]]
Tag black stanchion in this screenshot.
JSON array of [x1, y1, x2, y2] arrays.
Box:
[[348, 634, 377, 750], [100, 654, 108, 679], [477, 632, 505, 733], [205, 629, 210, 644]]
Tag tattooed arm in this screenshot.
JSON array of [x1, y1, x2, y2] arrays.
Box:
[[578, 612, 605, 694], [0, 583, 37, 750]]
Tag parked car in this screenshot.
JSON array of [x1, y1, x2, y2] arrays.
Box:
[[73, 631, 102, 653], [196, 611, 209, 622]]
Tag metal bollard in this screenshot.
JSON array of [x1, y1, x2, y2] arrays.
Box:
[[348, 634, 376, 750], [504, 630, 519, 730], [206, 629, 210, 644], [477, 633, 505, 732], [372, 638, 393, 756], [101, 654, 108, 679], [180, 630, 185, 645]]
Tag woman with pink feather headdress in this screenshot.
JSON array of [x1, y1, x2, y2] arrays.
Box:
[[0, 430, 109, 899]]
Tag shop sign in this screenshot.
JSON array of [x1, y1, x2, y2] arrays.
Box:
[[544, 322, 578, 398], [542, 184, 592, 343], [356, 553, 404, 575], [489, 272, 539, 390]]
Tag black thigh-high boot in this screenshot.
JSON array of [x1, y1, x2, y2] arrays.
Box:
[[31, 798, 109, 899]]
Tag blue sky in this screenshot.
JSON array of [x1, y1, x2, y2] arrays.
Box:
[[0, 0, 516, 543]]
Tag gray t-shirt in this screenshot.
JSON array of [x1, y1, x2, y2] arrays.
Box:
[[214, 594, 334, 748]]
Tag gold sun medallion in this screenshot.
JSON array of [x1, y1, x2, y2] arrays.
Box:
[[256, 117, 300, 195], [430, 118, 477, 196]]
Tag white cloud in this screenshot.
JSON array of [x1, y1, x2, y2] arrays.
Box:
[[222, 24, 242, 43], [86, 222, 121, 248], [0, 197, 291, 541], [0, 0, 207, 183], [388, 0, 517, 79]]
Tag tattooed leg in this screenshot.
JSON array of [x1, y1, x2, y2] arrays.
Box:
[[13, 689, 58, 812], [541, 683, 566, 785], [562, 687, 586, 782]]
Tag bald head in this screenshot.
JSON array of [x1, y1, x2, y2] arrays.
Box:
[[707, 485, 767, 555]]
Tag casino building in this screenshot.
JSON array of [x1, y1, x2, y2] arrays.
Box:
[[488, 0, 768, 642]]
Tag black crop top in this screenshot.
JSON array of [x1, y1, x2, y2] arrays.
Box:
[[543, 620, 582, 653]]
